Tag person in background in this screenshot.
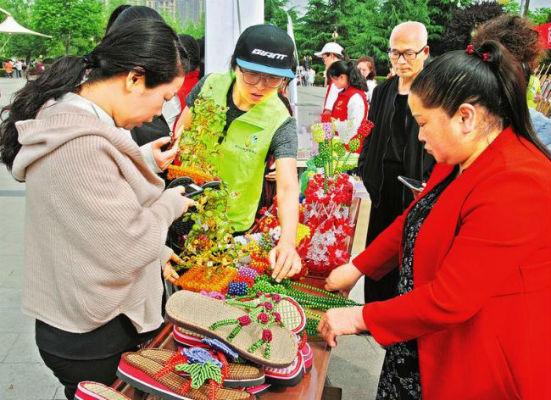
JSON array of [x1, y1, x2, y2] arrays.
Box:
[[356, 56, 377, 102], [177, 24, 302, 282], [308, 67, 316, 87], [0, 20, 194, 399], [326, 60, 370, 152], [357, 21, 434, 304], [176, 34, 201, 110], [314, 42, 345, 121], [472, 14, 551, 150], [4, 60, 13, 78], [322, 40, 551, 400], [14, 60, 23, 78]]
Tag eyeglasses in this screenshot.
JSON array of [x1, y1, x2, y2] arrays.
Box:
[[239, 67, 284, 88], [387, 46, 426, 61]]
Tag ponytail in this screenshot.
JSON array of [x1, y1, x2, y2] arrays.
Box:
[[411, 40, 550, 160], [0, 19, 186, 170], [0, 57, 88, 169], [327, 60, 368, 92]]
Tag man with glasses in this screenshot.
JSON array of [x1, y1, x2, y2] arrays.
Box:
[[357, 21, 435, 304], [314, 42, 345, 121]]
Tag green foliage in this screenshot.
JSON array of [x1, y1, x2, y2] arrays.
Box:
[[31, 0, 103, 56], [1, 0, 103, 59], [528, 8, 551, 25], [439, 2, 504, 51], [180, 14, 205, 38]]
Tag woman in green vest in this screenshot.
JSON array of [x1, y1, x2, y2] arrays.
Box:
[[177, 24, 301, 281]]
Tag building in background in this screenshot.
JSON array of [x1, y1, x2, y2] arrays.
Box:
[[108, 0, 204, 23]]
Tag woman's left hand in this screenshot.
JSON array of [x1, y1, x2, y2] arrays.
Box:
[[269, 241, 302, 282], [162, 252, 183, 284], [318, 306, 367, 348]]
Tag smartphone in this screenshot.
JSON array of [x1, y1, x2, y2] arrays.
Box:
[[182, 183, 204, 198], [397, 175, 424, 192]]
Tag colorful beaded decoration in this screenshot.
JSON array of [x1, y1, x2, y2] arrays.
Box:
[[249, 276, 360, 312], [208, 295, 285, 359], [175, 266, 238, 293], [152, 349, 225, 400]]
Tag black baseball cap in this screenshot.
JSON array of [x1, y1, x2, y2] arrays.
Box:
[[234, 24, 296, 79]]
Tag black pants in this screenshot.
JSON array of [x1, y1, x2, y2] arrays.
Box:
[[39, 350, 128, 399], [364, 162, 413, 303], [36, 315, 162, 400]]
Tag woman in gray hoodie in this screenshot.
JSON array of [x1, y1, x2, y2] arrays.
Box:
[[0, 19, 194, 399]]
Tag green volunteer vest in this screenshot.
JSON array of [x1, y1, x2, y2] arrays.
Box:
[[198, 72, 290, 231]]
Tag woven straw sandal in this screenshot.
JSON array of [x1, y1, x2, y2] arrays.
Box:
[[138, 348, 265, 388], [172, 293, 305, 345], [116, 352, 253, 400], [74, 381, 130, 400], [166, 291, 297, 368]]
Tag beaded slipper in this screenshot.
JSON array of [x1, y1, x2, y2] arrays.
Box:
[[173, 293, 306, 344], [116, 352, 253, 400], [138, 348, 265, 388], [166, 290, 297, 368], [232, 293, 306, 335], [74, 381, 130, 400]]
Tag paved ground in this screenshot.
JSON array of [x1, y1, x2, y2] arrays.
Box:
[[0, 78, 384, 400]]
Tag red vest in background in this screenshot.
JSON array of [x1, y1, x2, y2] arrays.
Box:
[[331, 87, 371, 153]]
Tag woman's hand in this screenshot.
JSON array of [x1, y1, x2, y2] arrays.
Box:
[[269, 241, 302, 282], [166, 186, 197, 214], [318, 306, 367, 348], [162, 253, 183, 284], [265, 163, 276, 182], [151, 137, 178, 171], [325, 262, 363, 295]]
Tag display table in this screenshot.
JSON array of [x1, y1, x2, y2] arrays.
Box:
[[111, 198, 366, 399]]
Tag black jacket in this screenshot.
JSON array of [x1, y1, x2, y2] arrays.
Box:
[[358, 77, 434, 207]]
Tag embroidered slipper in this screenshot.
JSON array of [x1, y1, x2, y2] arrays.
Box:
[[173, 326, 207, 348], [74, 381, 130, 400], [244, 383, 271, 396], [138, 348, 265, 388], [301, 342, 314, 372], [172, 293, 305, 345], [264, 351, 305, 387], [166, 290, 297, 368], [117, 352, 253, 400], [230, 294, 307, 335]]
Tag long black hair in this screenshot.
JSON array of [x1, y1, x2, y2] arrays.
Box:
[[106, 5, 163, 34], [411, 40, 550, 160], [0, 19, 186, 170], [326, 61, 368, 92], [178, 34, 201, 72], [105, 4, 131, 34]]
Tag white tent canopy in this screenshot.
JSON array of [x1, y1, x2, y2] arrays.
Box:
[[0, 8, 51, 38]]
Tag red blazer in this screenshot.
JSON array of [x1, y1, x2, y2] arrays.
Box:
[[353, 127, 551, 399]]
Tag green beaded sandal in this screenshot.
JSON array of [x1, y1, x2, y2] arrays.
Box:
[[166, 291, 297, 368]]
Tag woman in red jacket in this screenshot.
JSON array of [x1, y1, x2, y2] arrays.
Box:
[[326, 60, 370, 152], [320, 41, 551, 399]]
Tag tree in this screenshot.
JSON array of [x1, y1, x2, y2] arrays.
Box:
[[31, 0, 104, 57], [294, 0, 340, 59], [0, 0, 45, 60], [439, 2, 504, 52], [428, 0, 472, 55], [265, 0, 292, 30]]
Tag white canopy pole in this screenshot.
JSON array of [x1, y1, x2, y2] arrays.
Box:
[[204, 0, 264, 74]]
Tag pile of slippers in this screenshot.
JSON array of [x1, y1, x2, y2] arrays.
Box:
[[77, 290, 313, 400]]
